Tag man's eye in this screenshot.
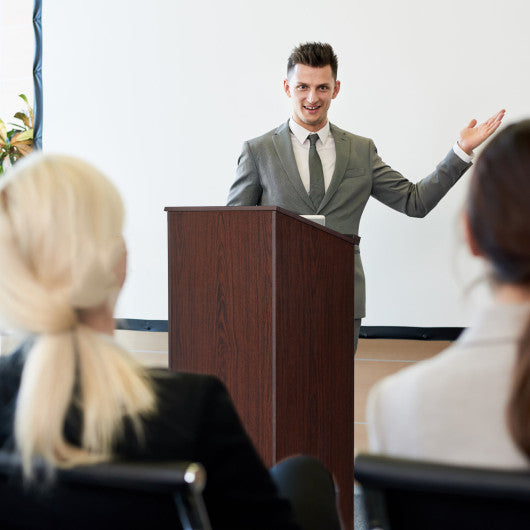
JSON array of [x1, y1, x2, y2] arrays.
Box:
[[297, 85, 308, 90], [319, 86, 330, 91]]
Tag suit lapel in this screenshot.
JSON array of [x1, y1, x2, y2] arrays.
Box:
[[318, 123, 350, 212], [272, 122, 315, 210]]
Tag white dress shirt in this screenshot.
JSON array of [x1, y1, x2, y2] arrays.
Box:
[[288, 118, 473, 195]]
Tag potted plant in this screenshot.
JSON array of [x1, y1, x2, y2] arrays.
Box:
[[0, 94, 34, 174]]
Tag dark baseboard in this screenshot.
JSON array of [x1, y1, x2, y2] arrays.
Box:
[[115, 319, 464, 341], [360, 326, 464, 341], [115, 319, 168, 332]]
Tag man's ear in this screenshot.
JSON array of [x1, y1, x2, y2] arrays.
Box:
[[332, 80, 341, 99], [283, 78, 291, 97], [462, 211, 483, 257]]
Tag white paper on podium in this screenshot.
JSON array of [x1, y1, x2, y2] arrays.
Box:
[[300, 214, 326, 226]]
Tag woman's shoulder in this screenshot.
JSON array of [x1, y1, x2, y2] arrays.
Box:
[[148, 369, 228, 400], [142, 369, 235, 436]]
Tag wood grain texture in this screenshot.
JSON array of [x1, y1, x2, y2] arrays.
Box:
[[168, 208, 274, 460], [274, 210, 355, 528], [167, 207, 355, 528]]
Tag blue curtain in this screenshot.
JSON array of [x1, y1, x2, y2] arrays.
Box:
[[33, 0, 42, 150]]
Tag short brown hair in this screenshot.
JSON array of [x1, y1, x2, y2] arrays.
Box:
[[287, 42, 338, 80]]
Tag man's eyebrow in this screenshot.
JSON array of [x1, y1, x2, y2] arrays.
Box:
[[296, 82, 330, 87]]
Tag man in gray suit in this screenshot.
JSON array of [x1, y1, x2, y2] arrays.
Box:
[[227, 42, 504, 351]]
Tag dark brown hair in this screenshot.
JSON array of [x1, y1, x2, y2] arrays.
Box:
[[467, 119, 530, 456], [287, 42, 338, 80]]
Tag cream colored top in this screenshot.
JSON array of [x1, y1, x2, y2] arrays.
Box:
[[367, 301, 530, 468]]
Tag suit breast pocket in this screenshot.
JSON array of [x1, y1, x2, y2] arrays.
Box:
[[344, 168, 366, 179]]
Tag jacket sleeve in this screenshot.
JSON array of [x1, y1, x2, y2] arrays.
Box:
[[226, 141, 263, 206], [370, 142, 472, 218]]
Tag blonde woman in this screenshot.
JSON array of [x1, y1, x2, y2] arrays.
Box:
[[0, 154, 299, 529]]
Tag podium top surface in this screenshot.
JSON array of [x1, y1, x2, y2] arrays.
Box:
[[164, 206, 360, 245]]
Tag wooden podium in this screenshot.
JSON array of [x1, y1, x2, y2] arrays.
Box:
[[165, 206, 356, 528]]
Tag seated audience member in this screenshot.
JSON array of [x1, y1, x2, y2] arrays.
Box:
[[366, 120, 530, 468], [0, 154, 301, 529]]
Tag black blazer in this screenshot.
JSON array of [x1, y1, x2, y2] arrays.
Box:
[[0, 344, 299, 530]]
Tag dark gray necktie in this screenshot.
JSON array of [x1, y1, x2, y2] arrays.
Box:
[[308, 133, 325, 209]]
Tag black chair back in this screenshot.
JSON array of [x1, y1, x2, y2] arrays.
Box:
[[354, 453, 530, 530], [270, 455, 342, 530], [0, 451, 211, 530]]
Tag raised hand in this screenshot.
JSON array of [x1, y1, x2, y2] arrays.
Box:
[[458, 109, 506, 155]]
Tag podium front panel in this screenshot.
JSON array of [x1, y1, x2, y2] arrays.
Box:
[[167, 209, 275, 461]]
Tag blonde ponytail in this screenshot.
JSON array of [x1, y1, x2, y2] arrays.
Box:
[[76, 325, 155, 456], [15, 332, 84, 476], [15, 326, 155, 478]]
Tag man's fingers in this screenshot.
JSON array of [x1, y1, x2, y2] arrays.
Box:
[[478, 110, 505, 135], [491, 109, 506, 123], [461, 110, 505, 148]]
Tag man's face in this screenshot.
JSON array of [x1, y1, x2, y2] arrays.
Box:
[[284, 63, 340, 132]]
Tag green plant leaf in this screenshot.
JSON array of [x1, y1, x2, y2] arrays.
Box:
[[13, 112, 30, 128], [11, 129, 33, 142], [19, 94, 34, 128], [0, 96, 34, 169]]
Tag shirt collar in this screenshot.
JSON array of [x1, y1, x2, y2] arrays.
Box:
[[288, 118, 330, 146], [459, 300, 530, 346]]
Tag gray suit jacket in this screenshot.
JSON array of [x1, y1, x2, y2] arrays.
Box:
[[227, 121, 472, 318]]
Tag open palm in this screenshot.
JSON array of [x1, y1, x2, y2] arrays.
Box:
[[459, 109, 505, 154]]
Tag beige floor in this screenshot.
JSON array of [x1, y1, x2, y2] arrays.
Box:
[[0, 329, 170, 363], [114, 329, 169, 368]]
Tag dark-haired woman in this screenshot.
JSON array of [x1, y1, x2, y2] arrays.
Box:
[[367, 120, 530, 467]]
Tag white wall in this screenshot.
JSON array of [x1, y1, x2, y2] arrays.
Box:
[[0, 1, 34, 130], [42, 0, 530, 326]]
